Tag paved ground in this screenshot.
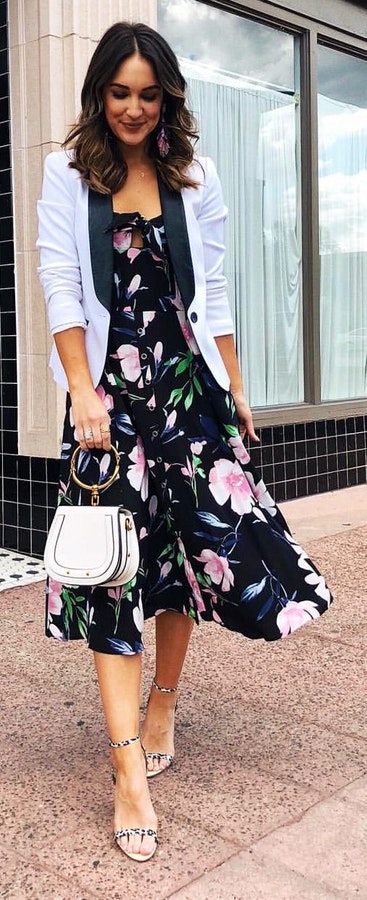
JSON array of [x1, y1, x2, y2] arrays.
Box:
[[0, 485, 366, 899]]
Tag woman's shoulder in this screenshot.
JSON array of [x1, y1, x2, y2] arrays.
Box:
[[186, 155, 220, 188], [43, 148, 79, 181]]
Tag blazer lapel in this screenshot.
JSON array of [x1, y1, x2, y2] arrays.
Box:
[[88, 189, 114, 312], [158, 175, 195, 311]]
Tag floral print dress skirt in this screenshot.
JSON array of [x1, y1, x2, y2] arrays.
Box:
[[46, 212, 332, 653]]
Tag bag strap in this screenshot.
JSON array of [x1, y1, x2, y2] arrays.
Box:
[[70, 444, 120, 506]]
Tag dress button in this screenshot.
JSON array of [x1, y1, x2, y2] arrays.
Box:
[[156, 456, 163, 463], [190, 311, 198, 323], [141, 353, 147, 360], [137, 327, 144, 335], [152, 430, 158, 437]]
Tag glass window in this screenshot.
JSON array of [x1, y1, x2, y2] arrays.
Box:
[[318, 45, 367, 401], [158, 0, 303, 407]]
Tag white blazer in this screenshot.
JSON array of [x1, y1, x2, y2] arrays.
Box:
[[37, 150, 234, 391]]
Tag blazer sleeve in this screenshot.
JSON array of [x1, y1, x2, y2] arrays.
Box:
[[197, 157, 234, 336], [37, 152, 87, 335]]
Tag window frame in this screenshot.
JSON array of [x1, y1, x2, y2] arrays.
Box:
[[193, 0, 367, 425]]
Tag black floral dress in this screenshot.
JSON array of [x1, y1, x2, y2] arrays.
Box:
[[46, 212, 332, 652]]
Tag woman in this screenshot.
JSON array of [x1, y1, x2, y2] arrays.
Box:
[[37, 22, 332, 863]]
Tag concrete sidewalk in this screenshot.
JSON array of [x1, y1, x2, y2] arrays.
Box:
[[0, 486, 366, 899]]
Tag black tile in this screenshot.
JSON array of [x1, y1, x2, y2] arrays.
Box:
[[261, 427, 273, 446], [346, 417, 356, 434], [284, 441, 295, 462], [318, 455, 328, 475], [284, 424, 295, 443], [31, 481, 47, 506], [307, 475, 319, 495], [2, 404, 17, 429], [285, 479, 297, 500], [328, 453, 337, 472], [336, 419, 346, 435], [316, 437, 327, 456], [346, 434, 356, 451], [328, 472, 338, 491], [17, 456, 30, 479], [357, 467, 367, 485], [326, 419, 336, 436], [0, 143, 10, 169], [0, 284, 15, 309], [285, 460, 296, 480], [272, 425, 284, 444], [356, 449, 366, 467], [262, 463, 274, 485], [0, 310, 16, 334], [337, 452, 347, 471], [31, 505, 47, 531], [295, 441, 306, 460], [327, 436, 337, 454], [338, 470, 348, 488], [306, 439, 316, 457], [31, 530, 47, 557], [346, 450, 357, 470], [2, 429, 17, 453], [274, 461, 285, 483], [0, 95, 8, 122], [1, 358, 16, 382], [273, 443, 285, 464], [3, 499, 17, 525], [46, 458, 60, 482], [31, 457, 48, 481], [355, 416, 364, 432], [18, 527, 31, 555], [335, 434, 346, 453], [250, 444, 261, 469], [261, 445, 273, 466], [0, 5, 6, 28], [1, 382, 17, 406], [317, 474, 328, 493], [274, 482, 286, 502], [3, 524, 18, 550], [356, 432, 366, 450], [307, 456, 317, 476], [295, 423, 305, 441], [296, 459, 306, 478], [3, 477, 17, 501], [296, 477, 307, 497], [0, 335, 16, 358], [0, 25, 7, 54], [18, 479, 30, 504], [305, 421, 316, 439], [0, 193, 12, 217], [0, 263, 14, 289], [2, 452, 17, 478], [18, 503, 31, 529], [0, 165, 10, 194], [315, 420, 326, 437], [347, 468, 357, 487]]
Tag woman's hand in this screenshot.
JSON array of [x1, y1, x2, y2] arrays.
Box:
[[71, 386, 112, 451], [231, 389, 259, 443]]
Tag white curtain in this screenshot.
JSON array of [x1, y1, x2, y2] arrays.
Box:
[[182, 61, 303, 407], [318, 93, 367, 401]]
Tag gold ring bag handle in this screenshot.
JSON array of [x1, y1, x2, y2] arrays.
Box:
[[44, 444, 140, 587], [70, 444, 120, 505]]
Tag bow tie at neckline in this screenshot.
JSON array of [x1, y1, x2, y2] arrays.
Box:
[[106, 211, 161, 233]]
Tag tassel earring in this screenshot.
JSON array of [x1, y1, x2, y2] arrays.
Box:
[[157, 105, 170, 158]]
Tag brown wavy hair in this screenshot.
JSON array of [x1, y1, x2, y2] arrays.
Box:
[[63, 22, 199, 193]]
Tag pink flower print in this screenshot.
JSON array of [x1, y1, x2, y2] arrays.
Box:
[[176, 537, 205, 611], [166, 410, 177, 430], [107, 586, 124, 602], [276, 600, 320, 639], [47, 579, 63, 616], [181, 455, 193, 478], [228, 436, 250, 464], [48, 622, 65, 640], [143, 311, 156, 329], [149, 495, 158, 519], [96, 384, 113, 411], [113, 229, 132, 252], [127, 247, 140, 263], [190, 441, 205, 455], [195, 549, 234, 593], [147, 394, 156, 410], [140, 526, 148, 540], [160, 561, 172, 580], [208, 458, 254, 515], [126, 274, 141, 299], [99, 452, 112, 480], [127, 438, 148, 500], [154, 341, 163, 363], [113, 344, 141, 382]]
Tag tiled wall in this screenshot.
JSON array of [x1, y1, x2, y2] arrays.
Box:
[[0, 0, 366, 557]]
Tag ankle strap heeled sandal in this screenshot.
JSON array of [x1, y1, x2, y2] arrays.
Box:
[[145, 680, 178, 779], [109, 734, 158, 862]]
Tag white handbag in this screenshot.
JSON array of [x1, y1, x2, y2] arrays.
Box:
[[44, 445, 140, 587]]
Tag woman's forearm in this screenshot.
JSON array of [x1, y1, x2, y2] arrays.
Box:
[[53, 327, 94, 395], [214, 334, 244, 394]]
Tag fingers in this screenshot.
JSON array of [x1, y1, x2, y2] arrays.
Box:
[[78, 421, 112, 450]]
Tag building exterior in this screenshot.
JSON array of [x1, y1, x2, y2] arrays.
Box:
[[0, 0, 366, 556]]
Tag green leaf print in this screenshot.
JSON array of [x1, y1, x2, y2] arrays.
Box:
[[175, 354, 192, 376], [223, 423, 239, 437], [167, 387, 182, 407], [193, 375, 203, 395], [184, 386, 194, 411]]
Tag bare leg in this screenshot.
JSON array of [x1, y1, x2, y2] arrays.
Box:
[[94, 651, 157, 858], [141, 611, 194, 774]]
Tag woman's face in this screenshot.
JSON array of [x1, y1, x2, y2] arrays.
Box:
[[104, 52, 163, 152]]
